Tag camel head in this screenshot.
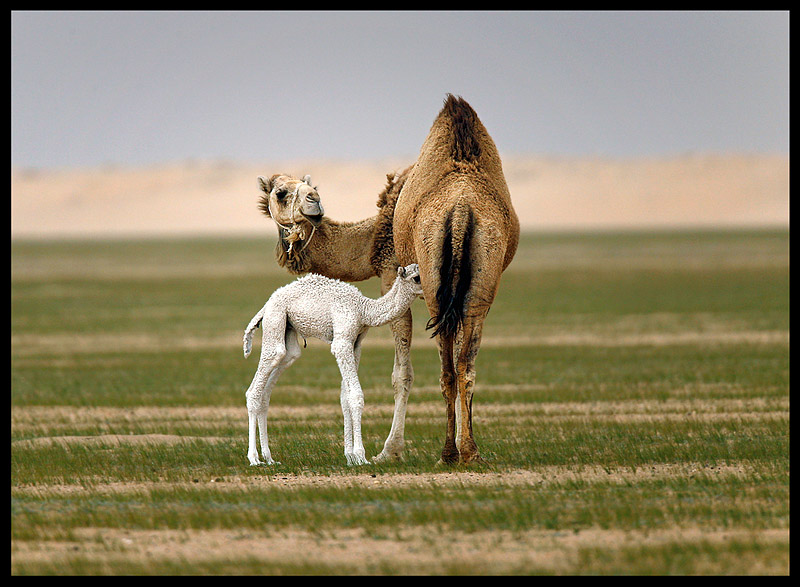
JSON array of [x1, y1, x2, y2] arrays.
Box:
[[257, 174, 325, 228], [397, 263, 424, 296], [257, 174, 326, 272]]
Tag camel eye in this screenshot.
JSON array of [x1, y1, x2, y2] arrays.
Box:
[[275, 189, 288, 201]]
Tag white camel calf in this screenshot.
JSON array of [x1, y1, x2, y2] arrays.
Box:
[[243, 263, 423, 466]]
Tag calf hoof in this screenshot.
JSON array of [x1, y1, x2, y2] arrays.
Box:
[[346, 453, 370, 466], [249, 460, 280, 467], [248, 450, 260, 465]]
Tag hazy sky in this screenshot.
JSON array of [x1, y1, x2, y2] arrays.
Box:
[[11, 10, 789, 169]]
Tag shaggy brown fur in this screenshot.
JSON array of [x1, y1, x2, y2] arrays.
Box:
[[393, 94, 520, 464], [257, 167, 416, 462], [259, 171, 408, 279]]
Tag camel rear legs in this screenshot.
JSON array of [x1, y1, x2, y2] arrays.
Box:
[[436, 309, 488, 465], [454, 311, 487, 463]]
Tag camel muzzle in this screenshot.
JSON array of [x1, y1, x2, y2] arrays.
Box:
[[301, 207, 324, 226]]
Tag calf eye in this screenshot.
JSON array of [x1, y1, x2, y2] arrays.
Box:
[[413, 275, 421, 283]]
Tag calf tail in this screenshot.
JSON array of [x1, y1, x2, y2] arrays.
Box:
[[243, 306, 265, 358]]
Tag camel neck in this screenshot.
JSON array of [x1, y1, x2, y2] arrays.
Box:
[[299, 216, 381, 282], [363, 278, 416, 328]]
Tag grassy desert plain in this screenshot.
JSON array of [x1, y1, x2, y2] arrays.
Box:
[[11, 156, 789, 574]]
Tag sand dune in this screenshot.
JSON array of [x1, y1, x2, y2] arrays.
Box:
[[11, 153, 788, 239]]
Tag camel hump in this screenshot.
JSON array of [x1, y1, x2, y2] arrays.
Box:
[[440, 94, 482, 163]]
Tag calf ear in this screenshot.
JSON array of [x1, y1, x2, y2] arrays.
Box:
[[397, 266, 406, 278], [258, 176, 273, 194]]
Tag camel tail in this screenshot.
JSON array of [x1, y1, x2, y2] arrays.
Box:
[[426, 205, 475, 339], [243, 306, 265, 358]]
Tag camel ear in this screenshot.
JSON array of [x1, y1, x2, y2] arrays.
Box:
[[397, 266, 405, 278], [257, 176, 273, 218], [303, 174, 312, 186], [257, 176, 273, 194]]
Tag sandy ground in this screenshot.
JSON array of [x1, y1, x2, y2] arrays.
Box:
[[11, 153, 788, 239], [11, 525, 788, 575]]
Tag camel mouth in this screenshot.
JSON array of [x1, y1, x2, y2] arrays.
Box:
[[301, 212, 324, 227]]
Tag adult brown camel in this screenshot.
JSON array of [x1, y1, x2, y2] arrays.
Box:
[[255, 168, 415, 463], [393, 94, 520, 464]]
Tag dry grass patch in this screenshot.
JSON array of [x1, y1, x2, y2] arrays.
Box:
[[11, 329, 788, 357], [11, 525, 789, 575], [11, 461, 764, 497]]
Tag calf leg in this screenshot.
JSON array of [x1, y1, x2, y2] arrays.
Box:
[[254, 328, 303, 465], [333, 335, 368, 466], [246, 344, 284, 465], [245, 311, 288, 466]]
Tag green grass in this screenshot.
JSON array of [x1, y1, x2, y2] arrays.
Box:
[[11, 474, 788, 547], [10, 229, 790, 575]]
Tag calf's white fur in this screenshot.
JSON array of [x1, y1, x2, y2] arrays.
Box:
[[243, 264, 423, 466]]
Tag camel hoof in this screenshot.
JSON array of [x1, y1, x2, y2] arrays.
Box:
[[372, 451, 403, 464], [439, 448, 460, 466]]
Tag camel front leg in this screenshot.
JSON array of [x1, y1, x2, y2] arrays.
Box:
[[373, 308, 414, 463]]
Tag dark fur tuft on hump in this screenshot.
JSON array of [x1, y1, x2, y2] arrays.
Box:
[[441, 94, 482, 162]]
